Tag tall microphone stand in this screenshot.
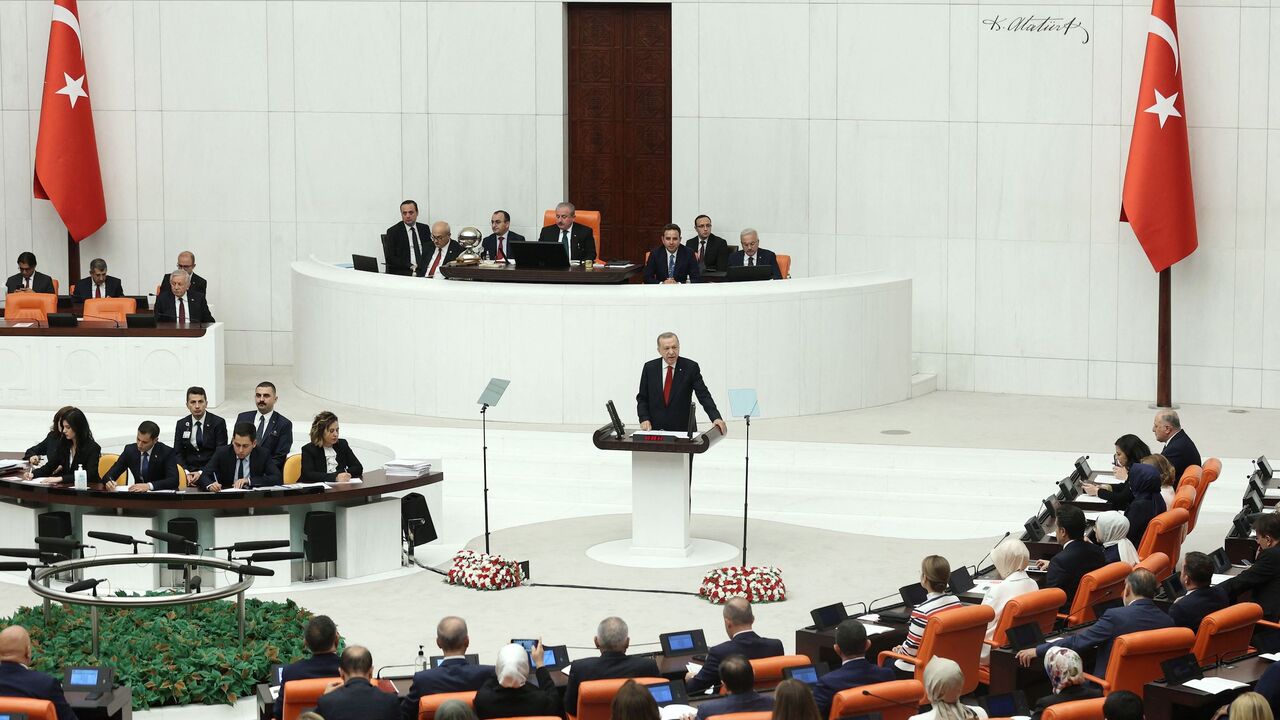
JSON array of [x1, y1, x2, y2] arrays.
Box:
[[475, 379, 510, 556], [728, 389, 759, 567]]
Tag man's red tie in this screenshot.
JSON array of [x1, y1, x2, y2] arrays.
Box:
[[94, 284, 100, 298], [428, 250, 443, 277], [663, 365, 672, 405], [178, 299, 186, 324], [496, 237, 505, 261]]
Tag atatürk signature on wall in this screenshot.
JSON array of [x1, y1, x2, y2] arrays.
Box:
[[982, 15, 1091, 44]]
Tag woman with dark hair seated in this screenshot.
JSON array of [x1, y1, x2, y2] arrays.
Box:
[[1082, 433, 1152, 510], [24, 405, 76, 467], [611, 679, 660, 720], [300, 411, 363, 483], [25, 408, 100, 484], [772, 679, 822, 720]]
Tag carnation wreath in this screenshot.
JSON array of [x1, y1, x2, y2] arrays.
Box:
[[698, 565, 786, 604], [446, 549, 526, 591]]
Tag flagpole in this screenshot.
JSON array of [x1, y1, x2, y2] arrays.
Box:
[[1157, 268, 1171, 407], [66, 231, 80, 289]]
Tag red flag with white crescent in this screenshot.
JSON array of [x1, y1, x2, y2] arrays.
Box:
[[1120, 0, 1196, 272], [33, 0, 107, 241]]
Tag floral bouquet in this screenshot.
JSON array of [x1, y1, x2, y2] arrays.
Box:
[[698, 565, 786, 604], [445, 549, 525, 591]]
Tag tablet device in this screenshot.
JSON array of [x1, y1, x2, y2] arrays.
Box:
[[899, 583, 927, 607], [0, 713, 30, 720], [268, 664, 284, 687], [645, 680, 689, 707], [809, 602, 849, 630], [725, 265, 775, 282], [949, 566, 975, 594], [126, 313, 157, 328], [64, 666, 113, 699], [1005, 622, 1044, 650], [510, 241, 570, 269], [429, 654, 479, 668], [782, 665, 820, 685], [352, 254, 379, 273], [1160, 653, 1203, 685], [660, 629, 708, 656], [541, 645, 570, 670], [47, 313, 77, 328], [978, 690, 1029, 717]]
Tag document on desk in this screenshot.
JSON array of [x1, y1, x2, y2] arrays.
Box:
[[636, 430, 692, 438], [1183, 677, 1247, 694], [1261, 652, 1280, 662], [1073, 494, 1108, 504], [686, 662, 702, 676], [859, 622, 894, 636], [1211, 573, 1235, 587], [660, 705, 695, 720]]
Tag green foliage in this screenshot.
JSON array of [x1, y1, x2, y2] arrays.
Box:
[[1, 596, 316, 710]]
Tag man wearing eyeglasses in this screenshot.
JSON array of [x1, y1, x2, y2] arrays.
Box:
[[159, 250, 209, 297], [685, 215, 729, 273], [423, 221, 463, 280]]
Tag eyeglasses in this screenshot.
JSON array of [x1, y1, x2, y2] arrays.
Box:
[[431, 235, 449, 241], [177, 264, 195, 270]]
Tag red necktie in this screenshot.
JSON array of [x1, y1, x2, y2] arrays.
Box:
[[178, 298, 187, 324], [428, 249, 443, 277], [94, 284, 101, 298], [496, 237, 505, 261], [663, 365, 672, 405]]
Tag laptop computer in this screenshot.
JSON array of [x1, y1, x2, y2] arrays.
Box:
[[510, 241, 570, 269], [878, 583, 928, 622], [352, 254, 379, 273], [809, 602, 849, 630], [725, 265, 775, 282], [660, 629, 709, 657]]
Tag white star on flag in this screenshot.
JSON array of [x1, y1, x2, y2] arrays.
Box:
[[55, 72, 88, 108], [1144, 88, 1181, 128]]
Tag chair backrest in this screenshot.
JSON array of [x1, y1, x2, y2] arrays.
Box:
[[746, 654, 810, 691], [1172, 484, 1195, 514], [176, 464, 188, 490], [283, 453, 302, 485], [84, 297, 137, 325], [1202, 458, 1221, 484], [4, 292, 57, 322], [1136, 508, 1189, 576], [543, 208, 602, 260], [1193, 601, 1263, 665], [1041, 697, 1106, 720], [990, 587, 1067, 646], [575, 677, 666, 720], [1134, 552, 1170, 581], [1190, 459, 1219, 532], [1065, 561, 1132, 626], [282, 677, 341, 720], [1102, 626, 1195, 697], [0, 697, 57, 720], [829, 679, 924, 720], [910, 604, 994, 694], [777, 254, 791, 279], [418, 690, 477, 720], [98, 453, 119, 478]]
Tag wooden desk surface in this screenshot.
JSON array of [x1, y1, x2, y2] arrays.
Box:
[[440, 264, 643, 284], [1143, 655, 1271, 720], [0, 319, 209, 337]]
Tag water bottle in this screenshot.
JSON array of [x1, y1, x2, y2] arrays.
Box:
[[417, 644, 427, 671], [73, 464, 87, 490]]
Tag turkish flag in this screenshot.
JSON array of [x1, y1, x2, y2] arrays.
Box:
[[33, 0, 106, 242], [1120, 0, 1197, 272]]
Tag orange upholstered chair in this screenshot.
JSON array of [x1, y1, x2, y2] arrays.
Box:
[[707, 714, 772, 720], [829, 679, 924, 720], [0, 697, 56, 719], [1134, 552, 1170, 581], [543, 208, 602, 260], [1137, 508, 1189, 576], [1060, 561, 1131, 626], [1193, 602, 1263, 665], [84, 297, 136, 325], [572, 677, 665, 720], [1172, 485, 1195, 515], [418, 690, 477, 720], [1202, 458, 1221, 484], [52, 278, 60, 295], [979, 587, 1067, 685], [1080, 626, 1195, 697], [97, 453, 119, 479], [878, 604, 994, 695], [777, 254, 791, 279], [1190, 459, 1219, 532], [282, 677, 341, 720], [4, 292, 57, 323], [1041, 697, 1106, 720], [739, 655, 810, 691]]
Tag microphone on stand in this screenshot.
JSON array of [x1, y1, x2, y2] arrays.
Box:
[[861, 688, 921, 710], [972, 530, 1012, 576], [66, 578, 102, 596], [866, 590, 905, 613], [145, 529, 198, 550], [35, 537, 92, 551], [81, 314, 121, 328]]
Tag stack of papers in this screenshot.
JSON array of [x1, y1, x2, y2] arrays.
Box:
[[1184, 677, 1248, 694], [384, 459, 432, 477], [860, 623, 893, 636], [0, 459, 27, 473], [1259, 652, 1280, 661], [1211, 573, 1235, 587]]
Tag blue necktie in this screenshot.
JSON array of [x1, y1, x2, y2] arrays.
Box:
[[195, 421, 203, 447], [668, 254, 675, 279], [140, 451, 149, 480]]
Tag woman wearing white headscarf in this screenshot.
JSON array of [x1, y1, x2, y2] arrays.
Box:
[[908, 657, 986, 720], [474, 642, 562, 719], [979, 537, 1039, 665], [1093, 511, 1139, 565]]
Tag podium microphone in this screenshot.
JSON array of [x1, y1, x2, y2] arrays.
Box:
[[66, 578, 103, 595], [866, 590, 905, 612], [35, 537, 92, 551], [972, 530, 1012, 576], [145, 529, 198, 550], [861, 688, 920, 710], [82, 314, 121, 328]]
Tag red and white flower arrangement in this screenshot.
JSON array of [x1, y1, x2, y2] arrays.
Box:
[[698, 565, 786, 604], [446, 549, 525, 591]]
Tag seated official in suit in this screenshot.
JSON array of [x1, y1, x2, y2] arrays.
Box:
[[686, 598, 784, 695], [302, 412, 363, 484], [643, 224, 700, 284], [1220, 513, 1280, 651], [610, 680, 661, 720], [1081, 433, 1151, 510], [563, 616, 661, 714], [25, 406, 75, 467], [891, 555, 963, 672], [24, 408, 100, 485], [537, 201, 596, 263], [1123, 463, 1166, 547], [0, 625, 78, 720], [315, 646, 399, 720], [1017, 569, 1172, 676], [5, 251, 55, 294], [1153, 409, 1200, 483], [422, 221, 464, 280], [726, 229, 782, 279], [1251, 661, 1280, 714], [1168, 551, 1229, 632], [102, 420, 179, 492], [980, 538, 1039, 664], [1031, 647, 1101, 720], [275, 615, 341, 720], [235, 381, 292, 473], [155, 269, 214, 323], [401, 616, 494, 720], [70, 257, 124, 299], [694, 655, 774, 720], [385, 200, 428, 276], [1092, 512, 1138, 565], [174, 386, 226, 485], [198, 422, 282, 491], [1034, 505, 1107, 610], [813, 620, 894, 719], [636, 332, 727, 435], [158, 251, 208, 298], [474, 643, 561, 720], [483, 210, 525, 262], [686, 214, 729, 273], [914, 657, 987, 720]]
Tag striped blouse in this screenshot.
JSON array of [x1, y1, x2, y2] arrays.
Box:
[[896, 591, 964, 671]]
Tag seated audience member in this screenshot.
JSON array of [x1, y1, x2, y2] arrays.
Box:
[[102, 420, 179, 492], [1083, 433, 1151, 509], [694, 655, 773, 720], [1036, 504, 1107, 609], [1228, 692, 1274, 720], [25, 406, 75, 466], [435, 699, 480, 720], [643, 224, 700, 284], [25, 408, 100, 485], [686, 215, 729, 273], [385, 200, 427, 276], [174, 386, 226, 484], [611, 679, 661, 720], [315, 646, 399, 720], [1141, 454, 1179, 511], [482, 210, 524, 262], [275, 615, 341, 720], [772, 679, 821, 720], [0, 625, 77, 720], [155, 269, 214, 323], [686, 597, 784, 694], [890, 555, 962, 672], [1219, 513, 1280, 651], [1093, 511, 1138, 565], [401, 617, 494, 720], [159, 251, 208, 297], [1168, 551, 1228, 632], [5, 251, 55, 293], [1017, 569, 1171, 677], [1153, 409, 1200, 483], [71, 257, 123, 299], [422, 221, 463, 279], [563, 616, 660, 714], [1124, 463, 1166, 547], [199, 422, 282, 491], [812, 620, 893, 719], [1250, 662, 1280, 715], [1102, 690, 1143, 720], [235, 381, 292, 473], [1030, 647, 1101, 719], [474, 642, 560, 719], [302, 412, 363, 484], [726, 229, 782, 279], [980, 537, 1039, 664], [910, 657, 986, 720], [537, 201, 596, 263]]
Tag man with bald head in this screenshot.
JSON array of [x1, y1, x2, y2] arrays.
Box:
[[563, 616, 661, 715], [401, 616, 494, 720], [316, 646, 398, 720], [686, 598, 784, 695], [159, 251, 208, 297], [1152, 409, 1200, 482], [0, 625, 78, 720], [423, 221, 463, 280]]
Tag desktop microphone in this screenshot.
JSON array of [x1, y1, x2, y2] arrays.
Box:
[[229, 540, 290, 553], [81, 314, 121, 328], [860, 688, 920, 710], [231, 564, 275, 577], [972, 530, 1012, 575], [186, 575, 202, 593], [66, 578, 102, 594], [145, 529, 197, 548], [0, 548, 47, 559], [34, 537, 92, 551], [87, 531, 152, 547], [866, 590, 905, 612], [0, 562, 31, 572]]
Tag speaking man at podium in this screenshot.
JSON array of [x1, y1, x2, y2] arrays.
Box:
[[637, 332, 727, 434]]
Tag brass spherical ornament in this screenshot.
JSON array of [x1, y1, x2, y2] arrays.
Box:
[[454, 226, 484, 266]]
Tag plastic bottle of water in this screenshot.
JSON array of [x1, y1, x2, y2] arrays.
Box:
[[417, 644, 427, 671], [74, 464, 88, 490]]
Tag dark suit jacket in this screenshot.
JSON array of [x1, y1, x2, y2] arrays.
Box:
[[423, 241, 465, 277], [315, 677, 400, 720], [25, 432, 62, 461], [300, 440, 364, 484], [275, 652, 340, 720], [538, 223, 597, 262], [473, 666, 560, 719], [726, 248, 783, 279], [482, 231, 526, 261], [813, 658, 895, 719], [154, 291, 215, 323], [636, 357, 722, 433], [1168, 587, 1229, 633], [235, 411, 293, 472], [695, 691, 774, 720], [1161, 430, 1201, 484], [5, 271, 55, 294], [1221, 546, 1280, 650], [174, 413, 227, 471], [1030, 683, 1103, 720], [0, 661, 78, 720], [159, 272, 208, 297], [385, 222, 428, 276], [686, 234, 730, 273], [1033, 599, 1172, 677], [32, 439, 101, 484], [401, 658, 495, 720], [686, 631, 785, 695], [102, 442, 180, 490], [1254, 660, 1280, 710], [71, 275, 124, 299], [200, 445, 282, 490], [643, 245, 701, 284], [1044, 540, 1108, 610], [563, 651, 660, 715]]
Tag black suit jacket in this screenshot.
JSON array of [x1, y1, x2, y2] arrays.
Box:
[[474, 666, 560, 720], [275, 652, 340, 720], [812, 658, 895, 719], [0, 661, 78, 720], [200, 444, 282, 490], [300, 440, 364, 483], [482, 231, 526, 261], [686, 631, 785, 695], [401, 658, 496, 720], [1033, 599, 1173, 677], [25, 432, 62, 461], [315, 677, 399, 720], [384, 222, 429, 276], [1168, 586, 1229, 632], [1161, 430, 1201, 483], [71, 275, 124, 299], [538, 223, 597, 262], [1044, 540, 1108, 610], [5, 271, 55, 294], [159, 272, 208, 297], [423, 240, 464, 277], [1222, 546, 1280, 623], [686, 234, 730, 273], [173, 413, 228, 471], [32, 439, 101, 484], [154, 291, 215, 323], [563, 651, 661, 715], [636, 357, 721, 432], [236, 411, 293, 472], [643, 245, 701, 284], [102, 442, 180, 490], [727, 248, 783, 279]]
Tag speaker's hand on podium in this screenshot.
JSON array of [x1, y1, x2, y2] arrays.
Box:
[[713, 419, 727, 435], [640, 421, 652, 431]]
